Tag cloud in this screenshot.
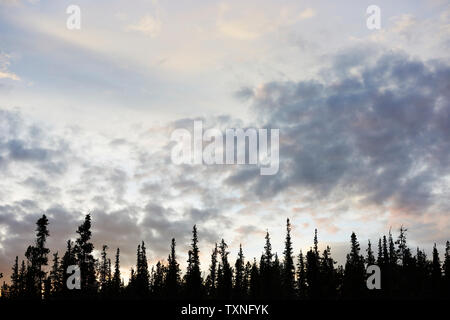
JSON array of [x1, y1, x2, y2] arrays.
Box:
[[126, 15, 162, 37], [0, 53, 20, 81], [0, 0, 38, 5], [230, 49, 450, 222], [298, 8, 316, 20]]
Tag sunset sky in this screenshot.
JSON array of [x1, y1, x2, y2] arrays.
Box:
[[0, 0, 449, 282]]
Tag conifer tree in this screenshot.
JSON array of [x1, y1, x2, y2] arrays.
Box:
[[343, 232, 366, 298], [396, 226, 412, 266], [431, 243, 441, 295], [243, 261, 251, 298], [296, 250, 306, 298], [112, 248, 121, 295], [249, 258, 260, 299], [136, 241, 150, 295], [320, 246, 337, 298], [205, 243, 218, 298], [35, 215, 50, 293], [185, 225, 202, 298], [366, 240, 375, 266], [10, 256, 19, 298], [260, 231, 274, 298], [313, 228, 319, 256], [166, 238, 181, 298], [217, 239, 233, 299], [282, 219, 295, 298], [443, 241, 450, 296], [377, 238, 383, 265], [74, 214, 97, 294], [272, 253, 282, 298], [233, 244, 245, 299], [151, 261, 166, 296], [388, 229, 397, 266], [24, 214, 50, 298], [49, 252, 62, 296], [60, 240, 76, 297], [99, 245, 110, 294]]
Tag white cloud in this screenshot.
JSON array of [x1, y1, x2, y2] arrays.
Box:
[[298, 8, 316, 20], [126, 15, 162, 37], [0, 53, 20, 81]]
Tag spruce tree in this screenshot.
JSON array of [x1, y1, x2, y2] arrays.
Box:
[[74, 214, 97, 294], [166, 238, 181, 298], [282, 219, 295, 298], [243, 261, 251, 298], [249, 258, 260, 299], [136, 241, 150, 296], [35, 214, 50, 293], [296, 250, 306, 298], [377, 238, 383, 265], [49, 252, 62, 296], [320, 246, 337, 298], [99, 245, 109, 295], [60, 240, 76, 297], [366, 240, 375, 266], [24, 214, 50, 298], [217, 239, 233, 299], [443, 241, 450, 297], [261, 231, 274, 298], [152, 261, 166, 296], [185, 225, 202, 298], [233, 244, 245, 299], [205, 243, 218, 298], [112, 248, 122, 295], [343, 232, 366, 298], [431, 243, 441, 295], [10, 256, 19, 298]]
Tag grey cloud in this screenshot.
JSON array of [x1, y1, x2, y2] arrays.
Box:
[[228, 50, 450, 216]]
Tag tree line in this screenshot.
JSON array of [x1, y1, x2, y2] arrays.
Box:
[[0, 214, 449, 300]]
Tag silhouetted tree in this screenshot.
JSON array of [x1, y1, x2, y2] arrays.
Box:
[[444, 241, 450, 297], [151, 261, 166, 297], [166, 238, 181, 298], [296, 250, 306, 299], [136, 242, 150, 296], [233, 244, 245, 299], [9, 256, 20, 298], [321, 246, 337, 298], [205, 243, 218, 298], [431, 243, 441, 296], [74, 214, 97, 295], [49, 252, 63, 297], [24, 214, 50, 298], [305, 230, 321, 299], [249, 259, 260, 299], [342, 232, 366, 298], [366, 240, 375, 266], [185, 225, 202, 298], [282, 219, 295, 298], [112, 248, 122, 295], [60, 240, 76, 297], [260, 231, 274, 298], [217, 239, 233, 299], [243, 261, 251, 298], [272, 253, 282, 298]]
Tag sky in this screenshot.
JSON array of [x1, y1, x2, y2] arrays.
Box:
[[0, 0, 449, 282]]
